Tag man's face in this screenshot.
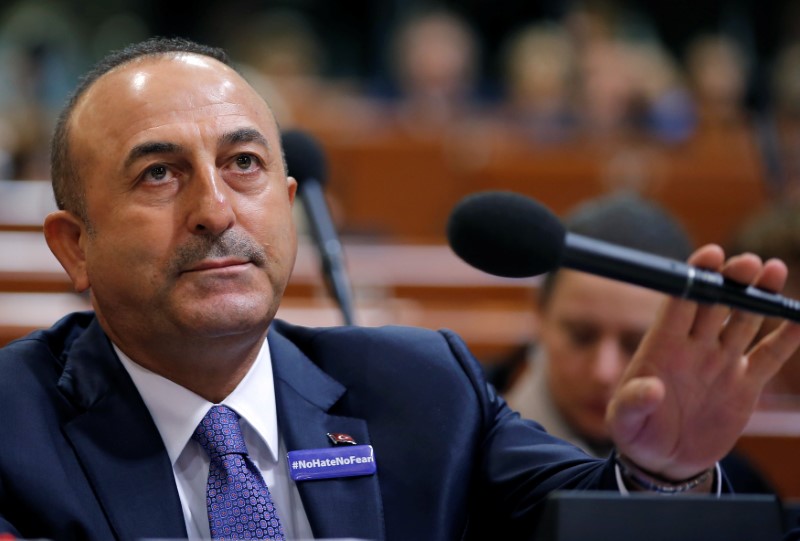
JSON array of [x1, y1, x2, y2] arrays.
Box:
[[64, 54, 297, 352], [539, 270, 663, 444]]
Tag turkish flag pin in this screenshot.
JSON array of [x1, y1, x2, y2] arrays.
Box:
[[327, 432, 357, 445]]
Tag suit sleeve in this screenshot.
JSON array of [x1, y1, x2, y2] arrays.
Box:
[[438, 329, 620, 537]]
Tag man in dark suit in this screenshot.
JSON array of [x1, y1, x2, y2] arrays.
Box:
[[1, 37, 799, 540]]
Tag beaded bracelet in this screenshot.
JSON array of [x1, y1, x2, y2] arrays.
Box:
[[615, 452, 715, 495]]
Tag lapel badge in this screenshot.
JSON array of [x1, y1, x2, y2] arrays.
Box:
[[288, 444, 376, 481], [327, 432, 357, 446]]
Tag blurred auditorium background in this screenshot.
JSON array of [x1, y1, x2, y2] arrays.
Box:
[[3, 0, 800, 502]]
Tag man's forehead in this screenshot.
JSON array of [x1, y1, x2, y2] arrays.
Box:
[[71, 52, 276, 143], [82, 52, 239, 103]]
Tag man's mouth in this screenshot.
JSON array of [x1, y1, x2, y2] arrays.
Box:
[[183, 258, 251, 273]]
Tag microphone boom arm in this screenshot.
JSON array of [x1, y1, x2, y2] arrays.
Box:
[[300, 180, 357, 326]]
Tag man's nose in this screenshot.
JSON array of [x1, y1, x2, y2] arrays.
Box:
[[186, 167, 235, 235], [591, 338, 626, 385]]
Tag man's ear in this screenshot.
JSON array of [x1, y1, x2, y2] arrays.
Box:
[[43, 210, 90, 292], [287, 175, 297, 205]]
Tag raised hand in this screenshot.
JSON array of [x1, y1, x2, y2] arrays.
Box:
[[606, 244, 800, 482]]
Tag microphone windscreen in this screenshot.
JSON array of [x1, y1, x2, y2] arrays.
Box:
[[446, 191, 566, 278], [281, 130, 328, 189]]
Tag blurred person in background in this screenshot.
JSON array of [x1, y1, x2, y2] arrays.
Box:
[[370, 8, 488, 135], [574, 39, 640, 139], [0, 0, 86, 180], [627, 41, 695, 144], [222, 9, 327, 129], [498, 22, 580, 144], [573, 38, 696, 144], [222, 8, 383, 140], [503, 193, 695, 456], [561, 4, 641, 141], [556, 4, 695, 145], [685, 33, 751, 133]]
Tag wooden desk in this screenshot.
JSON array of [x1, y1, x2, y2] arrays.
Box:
[[317, 124, 769, 246], [737, 408, 800, 499], [275, 296, 535, 360], [0, 180, 55, 231], [0, 231, 73, 292], [0, 292, 91, 345]]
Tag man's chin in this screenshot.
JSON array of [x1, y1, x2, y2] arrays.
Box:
[[172, 296, 275, 337]]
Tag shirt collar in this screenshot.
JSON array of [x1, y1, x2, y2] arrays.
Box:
[[114, 337, 279, 466]]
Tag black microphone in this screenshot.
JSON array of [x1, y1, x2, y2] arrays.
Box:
[[282, 130, 356, 326], [447, 190, 800, 322]]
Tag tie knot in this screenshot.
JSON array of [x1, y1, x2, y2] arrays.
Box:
[[192, 405, 248, 459]]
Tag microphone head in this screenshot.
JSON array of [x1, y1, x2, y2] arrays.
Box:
[[446, 191, 566, 278], [281, 129, 328, 189]]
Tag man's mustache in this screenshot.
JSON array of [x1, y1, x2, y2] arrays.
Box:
[[169, 231, 267, 274]]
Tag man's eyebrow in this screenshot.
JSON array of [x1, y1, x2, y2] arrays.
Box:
[[122, 129, 269, 170], [124, 141, 185, 169], [218, 128, 270, 149]]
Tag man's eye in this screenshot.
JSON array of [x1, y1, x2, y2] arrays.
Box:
[[564, 324, 599, 348], [621, 333, 646, 358], [236, 154, 253, 170], [147, 165, 168, 180]]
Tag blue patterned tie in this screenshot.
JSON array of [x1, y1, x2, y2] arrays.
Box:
[[192, 405, 286, 540]]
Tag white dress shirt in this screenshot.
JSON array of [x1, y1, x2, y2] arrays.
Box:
[[115, 338, 315, 539]]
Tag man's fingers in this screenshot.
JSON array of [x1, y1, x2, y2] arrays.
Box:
[[686, 244, 726, 269], [748, 258, 788, 293], [653, 245, 726, 338], [685, 248, 753, 342], [719, 258, 788, 353], [689, 304, 730, 341]]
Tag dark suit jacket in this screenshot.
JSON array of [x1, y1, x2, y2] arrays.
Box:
[[0, 312, 618, 540]]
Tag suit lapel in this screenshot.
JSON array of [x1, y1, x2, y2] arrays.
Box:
[[269, 326, 386, 541], [57, 319, 187, 541]]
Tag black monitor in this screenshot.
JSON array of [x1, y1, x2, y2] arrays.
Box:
[[535, 491, 784, 541]]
